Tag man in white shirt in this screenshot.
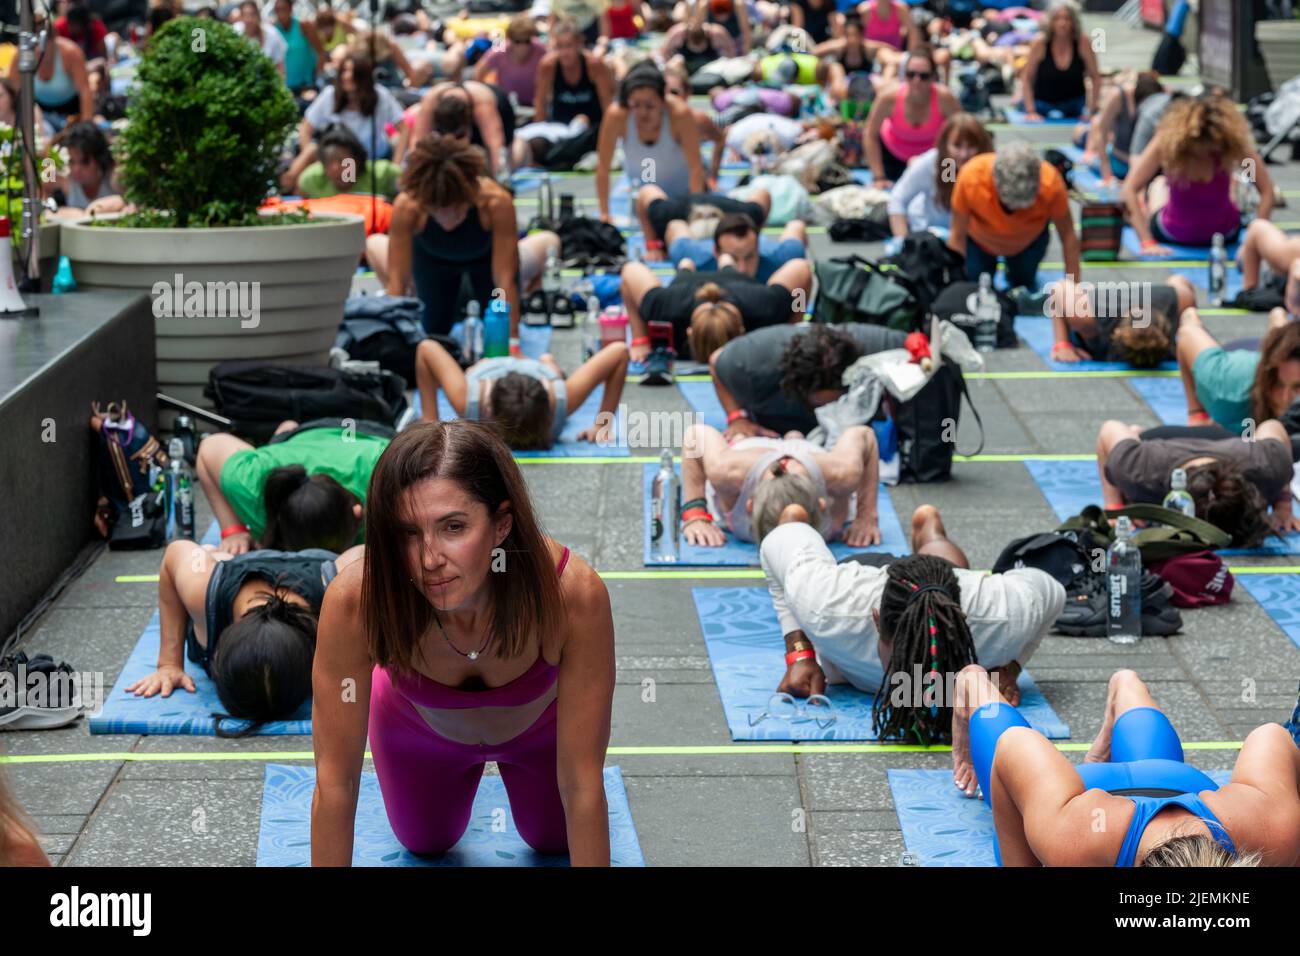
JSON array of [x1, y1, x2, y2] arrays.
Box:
[[760, 503, 1065, 711], [235, 0, 287, 75]]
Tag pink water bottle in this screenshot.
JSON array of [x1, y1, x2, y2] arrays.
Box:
[[599, 309, 629, 346]]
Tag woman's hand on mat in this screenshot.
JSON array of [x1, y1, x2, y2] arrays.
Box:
[[683, 518, 727, 547], [1141, 241, 1173, 258], [843, 515, 881, 547], [1023, 110, 1044, 123], [778, 658, 826, 699], [221, 531, 253, 555], [575, 422, 615, 445], [126, 665, 196, 698], [630, 341, 651, 363], [1271, 502, 1300, 535], [724, 417, 780, 442], [643, 245, 667, 263], [1050, 341, 1089, 362]]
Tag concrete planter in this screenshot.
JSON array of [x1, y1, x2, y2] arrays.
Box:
[[60, 214, 364, 424]]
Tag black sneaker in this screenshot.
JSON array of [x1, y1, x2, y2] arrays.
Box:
[[0, 652, 83, 731], [1054, 570, 1182, 637], [640, 347, 675, 386]]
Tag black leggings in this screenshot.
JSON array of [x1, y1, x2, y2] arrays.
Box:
[[1139, 424, 1235, 441], [415, 257, 495, 336], [646, 194, 767, 240]]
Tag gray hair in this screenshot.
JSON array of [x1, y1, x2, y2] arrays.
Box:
[[751, 470, 823, 544], [993, 142, 1044, 210], [1046, 1, 1083, 42]]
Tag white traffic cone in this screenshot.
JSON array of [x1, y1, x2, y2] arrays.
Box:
[[0, 217, 33, 315]]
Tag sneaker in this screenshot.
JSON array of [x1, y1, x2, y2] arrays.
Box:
[[0, 652, 83, 731], [1054, 570, 1182, 637], [639, 347, 675, 386]]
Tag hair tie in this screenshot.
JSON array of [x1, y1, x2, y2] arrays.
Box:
[[906, 583, 950, 605]]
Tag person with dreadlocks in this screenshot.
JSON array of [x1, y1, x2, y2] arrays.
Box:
[[760, 504, 1064, 741], [126, 540, 364, 736]]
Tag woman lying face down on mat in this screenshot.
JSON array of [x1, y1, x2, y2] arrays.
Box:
[[760, 503, 1065, 726], [679, 421, 881, 548], [1045, 275, 1194, 365], [195, 418, 389, 556], [1096, 416, 1296, 543], [125, 542, 364, 733], [950, 666, 1300, 866], [412, 339, 630, 449], [1121, 93, 1274, 259], [311, 422, 615, 865]]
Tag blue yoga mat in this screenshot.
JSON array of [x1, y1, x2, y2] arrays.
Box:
[[890, 768, 1231, 866], [1015, 316, 1177, 371], [693, 587, 1070, 741], [1237, 575, 1300, 651], [1024, 458, 1300, 555], [676, 379, 727, 431], [256, 763, 645, 867], [412, 383, 629, 458], [1167, 265, 1244, 299], [994, 267, 1063, 294], [1128, 375, 1186, 425], [644, 463, 906, 567], [1002, 106, 1082, 126], [1120, 225, 1241, 262], [89, 609, 313, 735]]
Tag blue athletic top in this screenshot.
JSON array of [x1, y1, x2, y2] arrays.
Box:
[[1114, 792, 1236, 867]]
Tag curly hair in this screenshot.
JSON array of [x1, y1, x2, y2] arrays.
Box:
[[1184, 461, 1271, 549], [1157, 95, 1254, 180], [1109, 313, 1172, 368], [870, 554, 977, 744], [778, 325, 864, 409], [400, 133, 485, 210], [1248, 322, 1300, 423]]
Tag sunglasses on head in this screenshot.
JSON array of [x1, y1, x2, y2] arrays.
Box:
[[906, 70, 932, 81]]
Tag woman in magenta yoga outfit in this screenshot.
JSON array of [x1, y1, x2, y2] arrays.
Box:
[[310, 421, 616, 865]]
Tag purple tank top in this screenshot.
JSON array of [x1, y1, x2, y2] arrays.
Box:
[[1158, 167, 1240, 246]]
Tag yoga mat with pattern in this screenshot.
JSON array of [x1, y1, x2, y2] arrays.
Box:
[[1120, 225, 1241, 262], [256, 764, 644, 866], [1002, 106, 1082, 126], [1236, 574, 1300, 651], [693, 587, 1070, 741]]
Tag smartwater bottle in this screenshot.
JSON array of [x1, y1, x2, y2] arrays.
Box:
[[1106, 516, 1142, 645], [1162, 467, 1196, 517], [462, 300, 482, 365], [975, 273, 1000, 353], [582, 295, 601, 360], [540, 171, 554, 222], [165, 438, 196, 542], [484, 298, 510, 358], [649, 449, 679, 562], [1208, 232, 1227, 308]]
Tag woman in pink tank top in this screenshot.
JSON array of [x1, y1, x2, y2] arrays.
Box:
[[310, 421, 617, 866], [857, 0, 910, 51], [863, 44, 959, 186], [1122, 94, 1275, 255]]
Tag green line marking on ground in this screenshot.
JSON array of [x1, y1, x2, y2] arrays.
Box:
[[0, 740, 1248, 765], [969, 369, 1180, 379]]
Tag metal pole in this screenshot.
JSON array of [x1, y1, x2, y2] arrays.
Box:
[[16, 0, 42, 289]]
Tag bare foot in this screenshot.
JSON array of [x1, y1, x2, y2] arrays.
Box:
[[950, 664, 988, 798], [1084, 668, 1129, 763], [990, 665, 1022, 707], [910, 503, 943, 548]]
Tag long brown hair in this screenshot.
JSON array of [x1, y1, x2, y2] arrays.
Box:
[[1249, 322, 1300, 424], [688, 283, 744, 361], [334, 53, 378, 117], [934, 112, 993, 211], [360, 421, 566, 675]]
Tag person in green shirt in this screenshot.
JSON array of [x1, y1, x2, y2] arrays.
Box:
[[753, 52, 829, 88], [195, 418, 392, 554], [295, 125, 401, 200]]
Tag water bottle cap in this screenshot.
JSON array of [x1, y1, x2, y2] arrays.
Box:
[[1115, 515, 1133, 535], [168, 437, 185, 457]]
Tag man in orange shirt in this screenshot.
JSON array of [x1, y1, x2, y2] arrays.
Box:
[[947, 142, 1080, 292]]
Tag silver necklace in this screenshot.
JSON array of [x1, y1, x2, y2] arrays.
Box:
[[432, 608, 492, 661]]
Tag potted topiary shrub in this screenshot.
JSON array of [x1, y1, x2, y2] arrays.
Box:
[[60, 17, 365, 422]]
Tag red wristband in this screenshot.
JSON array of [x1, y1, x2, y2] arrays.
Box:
[[220, 523, 249, 539], [631, 335, 651, 347], [726, 408, 750, 424], [785, 649, 816, 666], [682, 507, 712, 524], [645, 239, 664, 249]]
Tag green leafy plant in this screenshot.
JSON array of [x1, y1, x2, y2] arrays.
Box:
[[113, 16, 299, 228]]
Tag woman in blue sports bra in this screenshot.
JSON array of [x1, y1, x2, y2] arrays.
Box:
[[6, 27, 93, 130], [950, 666, 1300, 866]]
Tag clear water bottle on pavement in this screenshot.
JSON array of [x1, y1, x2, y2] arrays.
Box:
[[462, 300, 482, 365], [975, 272, 999, 353], [582, 294, 601, 360], [1162, 467, 1196, 517], [649, 449, 679, 563], [540, 171, 554, 222], [165, 438, 196, 542], [1106, 516, 1142, 645], [1208, 232, 1227, 307]]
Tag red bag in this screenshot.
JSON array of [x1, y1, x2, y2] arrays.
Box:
[[1149, 551, 1234, 608]]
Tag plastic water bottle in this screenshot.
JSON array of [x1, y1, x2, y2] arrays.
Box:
[[975, 272, 999, 353], [52, 255, 76, 294], [1162, 467, 1196, 517], [495, 146, 512, 187], [484, 298, 510, 357], [649, 449, 679, 563], [165, 438, 195, 542], [1208, 232, 1227, 307], [172, 415, 197, 467], [583, 294, 601, 360], [462, 300, 482, 365], [543, 248, 560, 295], [540, 172, 554, 222], [1106, 516, 1142, 645]]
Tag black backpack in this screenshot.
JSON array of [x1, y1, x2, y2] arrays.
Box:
[[556, 216, 626, 269], [205, 361, 408, 445], [992, 531, 1092, 587], [889, 363, 984, 483], [929, 281, 1018, 348], [880, 232, 966, 316]]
